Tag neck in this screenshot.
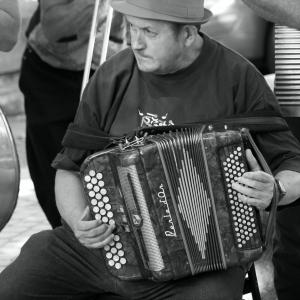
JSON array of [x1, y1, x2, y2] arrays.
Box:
[[167, 34, 203, 74]]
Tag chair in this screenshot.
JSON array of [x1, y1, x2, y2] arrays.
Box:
[[0, 107, 20, 231]]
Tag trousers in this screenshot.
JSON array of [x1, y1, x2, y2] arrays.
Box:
[[19, 46, 84, 228], [273, 200, 300, 300], [0, 223, 245, 300]]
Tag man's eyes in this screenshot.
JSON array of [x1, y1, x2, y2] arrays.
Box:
[[129, 24, 158, 37], [143, 28, 157, 37]]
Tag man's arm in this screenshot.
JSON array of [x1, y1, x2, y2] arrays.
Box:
[[0, 0, 20, 51], [242, 0, 300, 29], [55, 169, 115, 248], [40, 0, 96, 43], [276, 170, 300, 206]]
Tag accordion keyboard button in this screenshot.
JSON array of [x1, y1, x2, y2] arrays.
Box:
[[93, 207, 100, 213], [91, 178, 97, 185], [102, 216, 109, 223], [105, 204, 112, 211], [95, 193, 102, 200], [84, 175, 91, 182], [88, 191, 95, 198], [107, 211, 113, 218], [116, 242, 122, 250], [93, 186, 100, 192], [113, 255, 120, 262], [95, 214, 101, 220], [91, 199, 97, 206], [120, 258, 126, 265], [87, 183, 93, 190], [118, 250, 124, 257], [96, 172, 103, 180], [103, 196, 109, 203], [89, 170, 96, 177], [115, 263, 122, 269], [98, 201, 104, 208], [100, 189, 107, 195], [98, 181, 105, 187], [114, 235, 120, 242], [108, 260, 115, 267], [106, 252, 113, 259]]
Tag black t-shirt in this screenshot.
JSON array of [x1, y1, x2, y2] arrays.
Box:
[[52, 34, 300, 175]]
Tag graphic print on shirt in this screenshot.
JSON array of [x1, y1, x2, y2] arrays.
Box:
[[138, 110, 175, 127]]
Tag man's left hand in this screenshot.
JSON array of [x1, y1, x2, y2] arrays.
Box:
[[231, 149, 275, 210]]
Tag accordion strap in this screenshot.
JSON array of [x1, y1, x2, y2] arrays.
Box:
[[62, 112, 289, 151], [241, 128, 279, 250]]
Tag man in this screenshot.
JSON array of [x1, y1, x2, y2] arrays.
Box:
[[0, 0, 20, 51], [20, 0, 125, 228], [241, 1, 300, 299], [1, 0, 300, 299]]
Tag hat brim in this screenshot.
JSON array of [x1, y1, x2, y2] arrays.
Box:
[[111, 1, 212, 24]]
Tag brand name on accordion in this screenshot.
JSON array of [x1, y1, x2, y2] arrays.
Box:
[[158, 184, 177, 237]]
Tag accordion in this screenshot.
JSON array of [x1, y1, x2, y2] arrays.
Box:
[[80, 126, 265, 281]]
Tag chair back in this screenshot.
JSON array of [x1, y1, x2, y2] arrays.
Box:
[[0, 108, 20, 231]]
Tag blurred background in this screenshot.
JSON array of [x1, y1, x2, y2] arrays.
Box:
[[0, 1, 277, 299]]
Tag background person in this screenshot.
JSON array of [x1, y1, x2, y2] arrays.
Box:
[[0, 0, 20, 51], [20, 0, 125, 228], [241, 1, 300, 299], [1, 0, 300, 299]]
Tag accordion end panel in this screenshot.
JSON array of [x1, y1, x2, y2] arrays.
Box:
[[81, 151, 151, 281], [205, 130, 263, 267]]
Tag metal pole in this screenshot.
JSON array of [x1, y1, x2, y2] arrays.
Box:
[[80, 0, 101, 100], [100, 6, 114, 65]]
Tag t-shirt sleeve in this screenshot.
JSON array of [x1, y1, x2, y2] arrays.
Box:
[[52, 49, 135, 171], [51, 68, 106, 171], [233, 63, 300, 174]]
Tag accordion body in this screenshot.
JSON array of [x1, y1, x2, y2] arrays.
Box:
[[80, 127, 264, 281]]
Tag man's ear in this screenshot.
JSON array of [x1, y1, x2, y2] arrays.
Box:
[[183, 25, 198, 46]]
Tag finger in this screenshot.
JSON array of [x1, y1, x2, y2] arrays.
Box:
[[236, 174, 274, 190], [238, 194, 271, 210], [231, 181, 261, 199], [81, 224, 116, 248], [77, 218, 102, 231], [84, 223, 113, 238], [241, 171, 275, 184], [245, 149, 261, 172], [236, 176, 264, 191], [86, 233, 115, 249]]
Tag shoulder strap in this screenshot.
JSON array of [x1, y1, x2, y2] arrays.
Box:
[[62, 110, 289, 151]]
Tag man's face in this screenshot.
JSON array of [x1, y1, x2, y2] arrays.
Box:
[[126, 16, 185, 74]]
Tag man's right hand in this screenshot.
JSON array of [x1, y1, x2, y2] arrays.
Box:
[[73, 207, 115, 249]]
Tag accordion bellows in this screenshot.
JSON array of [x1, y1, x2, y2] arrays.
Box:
[[80, 127, 263, 281]]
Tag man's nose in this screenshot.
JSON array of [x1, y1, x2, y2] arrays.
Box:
[[131, 31, 145, 50]]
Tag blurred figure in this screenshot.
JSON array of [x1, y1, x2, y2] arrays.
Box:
[[0, 0, 20, 51], [20, 0, 125, 228], [242, 0, 300, 29], [242, 1, 300, 299]]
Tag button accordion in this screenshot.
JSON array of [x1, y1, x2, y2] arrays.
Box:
[[80, 126, 264, 281]]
